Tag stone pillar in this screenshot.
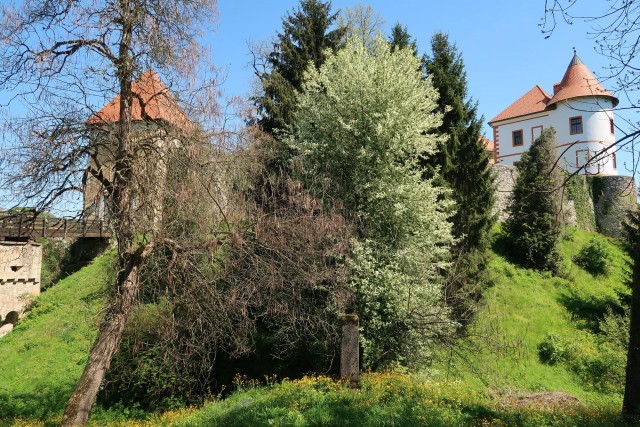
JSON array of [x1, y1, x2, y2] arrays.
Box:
[[340, 314, 360, 389]]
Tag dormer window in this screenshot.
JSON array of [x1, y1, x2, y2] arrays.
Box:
[[570, 116, 583, 135], [512, 130, 523, 146]]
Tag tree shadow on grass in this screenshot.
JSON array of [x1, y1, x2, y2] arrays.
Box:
[[0, 384, 72, 425], [557, 288, 624, 332]]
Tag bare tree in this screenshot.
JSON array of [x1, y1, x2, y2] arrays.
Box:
[[337, 3, 385, 50], [0, 1, 218, 424]]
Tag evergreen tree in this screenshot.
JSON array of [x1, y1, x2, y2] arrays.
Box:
[[389, 22, 417, 56], [505, 128, 562, 271], [423, 33, 495, 317], [255, 0, 346, 135]]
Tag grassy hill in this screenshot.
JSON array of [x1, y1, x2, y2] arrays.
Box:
[[0, 250, 114, 423], [0, 228, 635, 426], [443, 227, 631, 400]]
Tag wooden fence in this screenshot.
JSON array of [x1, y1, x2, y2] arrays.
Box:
[[0, 213, 111, 239]]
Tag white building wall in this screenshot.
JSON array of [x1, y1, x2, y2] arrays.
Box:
[[494, 97, 617, 175]]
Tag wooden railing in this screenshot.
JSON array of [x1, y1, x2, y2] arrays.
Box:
[[0, 213, 111, 239]]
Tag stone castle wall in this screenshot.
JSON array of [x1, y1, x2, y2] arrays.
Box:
[[0, 241, 41, 336], [490, 164, 637, 238]]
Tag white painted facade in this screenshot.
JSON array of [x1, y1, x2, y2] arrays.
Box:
[[492, 99, 616, 175], [490, 55, 618, 176]]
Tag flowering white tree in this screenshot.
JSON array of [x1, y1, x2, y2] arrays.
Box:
[[294, 36, 455, 368]]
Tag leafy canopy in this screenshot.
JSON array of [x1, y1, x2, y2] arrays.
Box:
[[294, 36, 455, 368]]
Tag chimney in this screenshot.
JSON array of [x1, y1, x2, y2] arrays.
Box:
[[553, 82, 562, 95]]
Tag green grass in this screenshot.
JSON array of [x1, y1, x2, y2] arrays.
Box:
[[0, 250, 114, 422], [438, 227, 630, 401], [0, 227, 635, 426]]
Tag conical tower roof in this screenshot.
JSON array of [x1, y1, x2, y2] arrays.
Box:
[[87, 70, 191, 129], [546, 53, 618, 107]]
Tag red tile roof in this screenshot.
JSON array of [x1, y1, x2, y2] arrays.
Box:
[[87, 70, 191, 129], [490, 54, 618, 126], [480, 136, 494, 151], [489, 85, 551, 124], [547, 54, 618, 107]]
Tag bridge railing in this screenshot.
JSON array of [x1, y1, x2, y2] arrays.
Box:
[[0, 213, 111, 239]]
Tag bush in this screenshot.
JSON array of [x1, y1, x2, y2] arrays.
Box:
[[574, 237, 612, 276], [538, 333, 568, 365]]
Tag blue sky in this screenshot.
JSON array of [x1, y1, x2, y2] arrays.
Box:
[[208, 0, 636, 174]]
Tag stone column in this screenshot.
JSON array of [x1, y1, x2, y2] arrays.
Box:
[[340, 314, 360, 389]]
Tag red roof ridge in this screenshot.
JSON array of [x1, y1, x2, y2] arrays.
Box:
[[489, 85, 551, 124], [87, 70, 191, 129]]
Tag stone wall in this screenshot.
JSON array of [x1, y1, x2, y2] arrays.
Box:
[[490, 164, 637, 238], [0, 241, 41, 333], [591, 175, 638, 238]]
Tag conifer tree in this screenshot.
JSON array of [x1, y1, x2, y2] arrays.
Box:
[[389, 22, 417, 56], [505, 128, 562, 271], [255, 0, 346, 135], [422, 33, 495, 315]]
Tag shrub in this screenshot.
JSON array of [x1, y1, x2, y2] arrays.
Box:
[[538, 333, 568, 365], [574, 237, 612, 276]]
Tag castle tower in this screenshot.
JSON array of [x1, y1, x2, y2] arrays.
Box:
[[489, 53, 619, 175], [84, 71, 191, 228]]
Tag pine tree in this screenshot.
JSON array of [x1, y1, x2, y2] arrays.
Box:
[[422, 33, 495, 316], [505, 128, 562, 271], [255, 0, 346, 135], [389, 22, 417, 56]]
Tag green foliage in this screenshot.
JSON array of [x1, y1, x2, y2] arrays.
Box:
[[294, 36, 454, 368], [388, 22, 417, 56], [538, 333, 569, 365], [505, 128, 563, 272], [101, 301, 191, 412], [255, 0, 346, 134], [180, 372, 631, 427], [0, 251, 114, 420], [565, 175, 596, 231], [422, 33, 495, 321], [574, 237, 613, 276], [441, 226, 631, 399], [37, 238, 70, 290]]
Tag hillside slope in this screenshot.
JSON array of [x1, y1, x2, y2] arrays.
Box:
[[0, 228, 632, 425], [0, 251, 113, 420], [443, 227, 631, 402]]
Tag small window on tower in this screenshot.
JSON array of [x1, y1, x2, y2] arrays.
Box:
[[570, 116, 583, 135], [512, 130, 523, 146], [576, 149, 590, 167], [613, 151, 617, 169], [610, 118, 615, 134]]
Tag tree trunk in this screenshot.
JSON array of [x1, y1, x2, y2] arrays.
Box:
[[61, 251, 144, 425], [623, 212, 640, 415]]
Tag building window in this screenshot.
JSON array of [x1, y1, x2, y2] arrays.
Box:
[[531, 125, 543, 142], [576, 149, 590, 167], [610, 118, 615, 134], [512, 129, 523, 146], [570, 116, 583, 135], [613, 151, 617, 169]]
